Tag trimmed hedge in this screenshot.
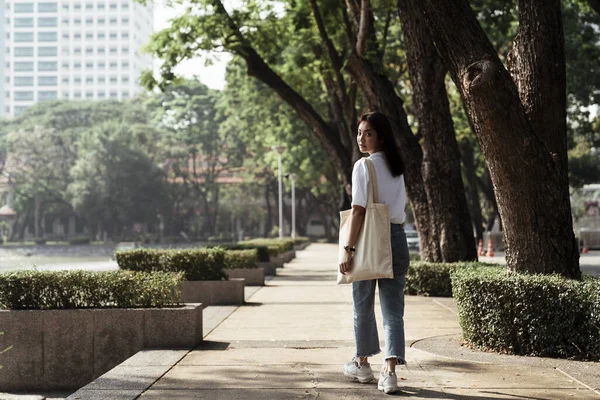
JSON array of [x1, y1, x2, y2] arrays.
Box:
[[405, 261, 497, 297], [451, 267, 600, 359], [293, 236, 310, 245], [238, 238, 294, 256], [223, 249, 259, 269], [116, 248, 227, 281], [0, 270, 184, 310], [205, 244, 270, 262]]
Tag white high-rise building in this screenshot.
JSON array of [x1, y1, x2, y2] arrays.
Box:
[[1, 0, 153, 118]]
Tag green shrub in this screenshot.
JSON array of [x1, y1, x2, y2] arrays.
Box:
[[293, 236, 310, 245], [238, 238, 294, 256], [223, 249, 259, 269], [0, 270, 184, 310], [409, 253, 421, 262], [405, 261, 496, 297], [205, 244, 270, 262], [116, 248, 227, 281], [451, 267, 600, 359]]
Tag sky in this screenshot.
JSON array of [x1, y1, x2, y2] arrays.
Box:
[[153, 2, 231, 91]]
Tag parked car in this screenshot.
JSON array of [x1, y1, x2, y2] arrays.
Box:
[[405, 230, 420, 251]]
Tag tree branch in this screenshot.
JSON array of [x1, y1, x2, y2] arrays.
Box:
[[356, 0, 371, 57]]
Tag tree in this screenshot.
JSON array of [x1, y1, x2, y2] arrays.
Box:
[[413, 0, 580, 277], [67, 122, 169, 240]]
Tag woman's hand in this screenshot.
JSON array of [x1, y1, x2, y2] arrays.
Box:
[[339, 251, 354, 275]]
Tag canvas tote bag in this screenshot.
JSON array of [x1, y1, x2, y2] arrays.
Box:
[[337, 158, 393, 284]]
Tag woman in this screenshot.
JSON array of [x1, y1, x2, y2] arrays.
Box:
[[339, 111, 410, 394]]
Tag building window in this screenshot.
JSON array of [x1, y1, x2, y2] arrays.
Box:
[[122, 76, 129, 83], [85, 17, 93, 24], [98, 62, 106, 69], [85, 62, 94, 69], [110, 91, 118, 98], [122, 61, 129, 68], [74, 18, 82, 25], [62, 18, 69, 25], [74, 77, 81, 84], [62, 33, 69, 40], [122, 2, 129, 9], [61, 62, 69, 69], [38, 91, 57, 100], [109, 76, 117, 83], [74, 3, 82, 10], [74, 62, 82, 69], [110, 3, 117, 10], [74, 33, 81, 40], [122, 91, 129, 98], [98, 18, 105, 25], [15, 107, 28, 116], [86, 32, 93, 39], [122, 46, 129, 54], [74, 48, 82, 55], [62, 4, 69, 10], [14, 3, 34, 13], [109, 47, 117, 55], [86, 47, 93, 55], [85, 76, 93, 84], [38, 46, 58, 57], [38, 76, 58, 86], [98, 91, 106, 98], [38, 61, 57, 71], [15, 47, 34, 57], [98, 48, 105, 55], [110, 17, 117, 25], [98, 3, 105, 9], [14, 76, 34, 86], [109, 62, 117, 69], [121, 32, 129, 39], [86, 91, 93, 98], [14, 32, 34, 42], [14, 62, 34, 72], [85, 2, 93, 10], [15, 91, 34, 101], [38, 17, 58, 27], [38, 2, 58, 12], [62, 76, 69, 83], [61, 47, 69, 55], [62, 92, 69, 98], [38, 32, 58, 42], [98, 77, 106, 83], [110, 32, 117, 40], [15, 18, 34, 28], [121, 17, 129, 24]]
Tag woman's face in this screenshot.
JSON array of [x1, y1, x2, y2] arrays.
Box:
[[357, 120, 382, 155]]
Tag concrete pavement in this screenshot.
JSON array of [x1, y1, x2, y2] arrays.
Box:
[[67, 243, 600, 399]]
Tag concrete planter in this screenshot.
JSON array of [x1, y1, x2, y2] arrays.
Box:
[[0, 304, 202, 391], [257, 262, 277, 276], [270, 250, 296, 267], [224, 267, 264, 286], [181, 278, 245, 306], [294, 242, 310, 251]]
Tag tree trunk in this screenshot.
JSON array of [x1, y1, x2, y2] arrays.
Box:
[[414, 0, 580, 277], [398, 0, 477, 261]]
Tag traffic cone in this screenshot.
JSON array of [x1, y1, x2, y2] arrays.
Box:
[[477, 239, 484, 256], [486, 239, 494, 257]]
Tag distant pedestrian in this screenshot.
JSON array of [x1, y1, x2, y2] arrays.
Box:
[[338, 111, 410, 394]]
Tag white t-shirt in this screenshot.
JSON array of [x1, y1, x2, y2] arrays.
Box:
[[351, 152, 407, 224]]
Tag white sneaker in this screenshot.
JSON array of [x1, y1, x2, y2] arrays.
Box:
[[343, 359, 374, 383], [378, 370, 398, 394]]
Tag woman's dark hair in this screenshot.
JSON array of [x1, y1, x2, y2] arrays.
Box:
[[359, 112, 405, 177]]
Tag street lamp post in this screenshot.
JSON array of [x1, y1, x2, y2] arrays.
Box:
[[271, 145, 286, 240], [289, 173, 297, 240]]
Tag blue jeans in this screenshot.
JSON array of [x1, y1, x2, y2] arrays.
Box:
[[352, 224, 410, 364]]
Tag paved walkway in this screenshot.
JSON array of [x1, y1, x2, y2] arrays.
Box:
[[68, 243, 597, 399]]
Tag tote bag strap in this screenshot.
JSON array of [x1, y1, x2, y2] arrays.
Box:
[[364, 158, 380, 204]]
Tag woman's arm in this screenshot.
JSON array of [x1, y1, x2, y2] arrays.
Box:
[[339, 204, 366, 275]]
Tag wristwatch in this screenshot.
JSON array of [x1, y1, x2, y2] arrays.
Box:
[[344, 245, 356, 253]]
